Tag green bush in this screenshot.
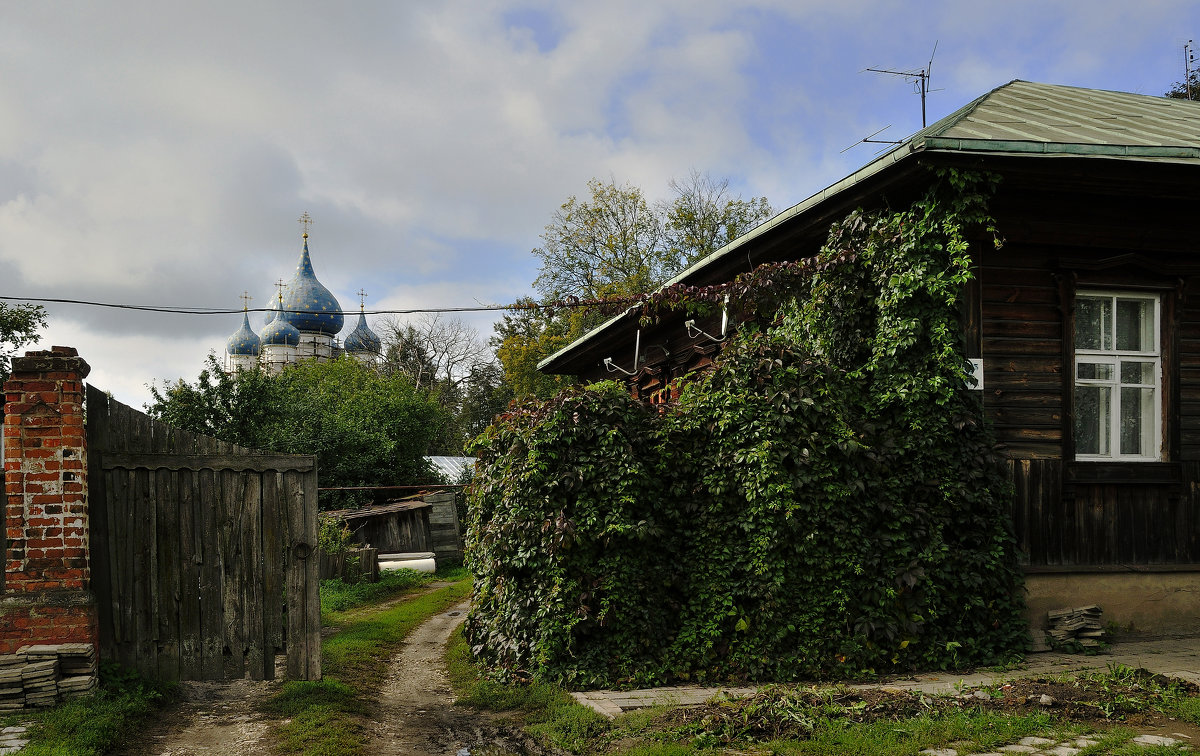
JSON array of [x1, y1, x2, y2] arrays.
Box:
[[465, 170, 1029, 687]]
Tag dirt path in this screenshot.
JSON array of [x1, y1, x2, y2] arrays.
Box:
[[113, 677, 275, 755], [113, 597, 542, 756], [365, 601, 539, 756]]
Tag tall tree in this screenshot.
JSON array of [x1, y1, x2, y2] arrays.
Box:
[[533, 178, 671, 302], [0, 302, 47, 383], [492, 297, 592, 400], [376, 312, 504, 452], [147, 355, 449, 507], [662, 170, 774, 269], [378, 313, 490, 395], [499, 173, 772, 400]]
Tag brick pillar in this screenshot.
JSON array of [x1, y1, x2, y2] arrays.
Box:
[[0, 346, 97, 653]]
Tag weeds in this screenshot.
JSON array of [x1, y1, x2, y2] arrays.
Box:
[[445, 624, 609, 752], [15, 664, 174, 756]]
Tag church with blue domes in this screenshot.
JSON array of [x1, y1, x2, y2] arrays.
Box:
[[224, 222, 382, 374]]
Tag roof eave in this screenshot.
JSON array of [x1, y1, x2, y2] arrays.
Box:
[[537, 139, 928, 373]]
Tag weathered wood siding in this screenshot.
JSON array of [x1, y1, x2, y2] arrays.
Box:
[[1008, 459, 1200, 565], [979, 255, 1065, 460], [426, 491, 464, 563], [86, 386, 321, 681], [350, 508, 432, 553], [979, 198, 1200, 567]]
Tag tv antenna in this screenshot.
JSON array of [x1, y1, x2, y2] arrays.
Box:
[[865, 41, 939, 127], [1185, 40, 1196, 100], [839, 125, 901, 154]]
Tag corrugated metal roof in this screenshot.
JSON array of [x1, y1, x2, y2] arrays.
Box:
[[927, 81, 1200, 148], [538, 80, 1200, 374], [424, 456, 477, 481]]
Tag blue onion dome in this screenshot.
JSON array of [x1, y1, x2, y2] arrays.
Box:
[[263, 295, 279, 326], [261, 295, 301, 346], [226, 310, 262, 356], [343, 307, 382, 354], [280, 234, 344, 335]]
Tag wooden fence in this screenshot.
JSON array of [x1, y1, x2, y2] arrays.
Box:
[[319, 547, 379, 583], [85, 386, 321, 681]]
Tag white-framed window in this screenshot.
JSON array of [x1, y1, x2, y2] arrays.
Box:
[[1074, 291, 1161, 461]]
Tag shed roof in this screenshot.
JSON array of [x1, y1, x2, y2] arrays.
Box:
[[424, 456, 477, 481], [325, 500, 431, 521], [539, 80, 1200, 374]]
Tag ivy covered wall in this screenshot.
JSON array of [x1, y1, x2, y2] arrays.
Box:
[[465, 171, 1029, 688]]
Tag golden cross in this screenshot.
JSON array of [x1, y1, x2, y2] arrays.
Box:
[[298, 211, 313, 238], [275, 279, 286, 302], [239, 291, 252, 310], [357, 289, 368, 308]]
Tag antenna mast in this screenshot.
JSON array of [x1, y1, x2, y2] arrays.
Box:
[[1186, 40, 1195, 101], [867, 41, 938, 127]]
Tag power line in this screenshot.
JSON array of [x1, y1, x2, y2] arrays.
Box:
[[0, 294, 638, 317]]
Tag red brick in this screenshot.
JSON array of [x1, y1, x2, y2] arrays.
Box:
[[19, 427, 59, 437]]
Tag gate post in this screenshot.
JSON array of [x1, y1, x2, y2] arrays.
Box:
[[0, 347, 98, 653]]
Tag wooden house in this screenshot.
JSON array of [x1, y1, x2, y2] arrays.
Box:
[[538, 81, 1200, 636]]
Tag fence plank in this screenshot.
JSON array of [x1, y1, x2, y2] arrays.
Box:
[[285, 469, 321, 680], [155, 464, 180, 681], [85, 387, 116, 665], [243, 473, 266, 680], [285, 471, 306, 680], [261, 471, 284, 680], [177, 468, 201, 679], [133, 467, 157, 677], [198, 465, 224, 680], [302, 468, 321, 679], [110, 469, 133, 668], [221, 470, 247, 680]]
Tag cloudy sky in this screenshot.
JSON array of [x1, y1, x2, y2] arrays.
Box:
[[2, 1, 1196, 407]]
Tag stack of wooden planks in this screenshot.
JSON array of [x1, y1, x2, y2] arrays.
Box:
[[1046, 605, 1106, 649]]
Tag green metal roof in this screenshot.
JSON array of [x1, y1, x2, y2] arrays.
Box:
[[538, 80, 1200, 373], [922, 80, 1200, 149]]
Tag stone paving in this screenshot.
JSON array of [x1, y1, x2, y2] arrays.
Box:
[[572, 638, 1200, 717], [568, 637, 1200, 752], [919, 732, 1192, 754], [0, 726, 28, 755]]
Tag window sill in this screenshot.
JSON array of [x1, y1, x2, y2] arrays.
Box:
[[1065, 461, 1182, 484]]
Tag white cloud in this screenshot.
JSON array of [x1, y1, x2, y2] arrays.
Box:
[[2, 0, 1198, 407]]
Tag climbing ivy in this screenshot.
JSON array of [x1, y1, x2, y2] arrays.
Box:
[[465, 170, 1027, 687]]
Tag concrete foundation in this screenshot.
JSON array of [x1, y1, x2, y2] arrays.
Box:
[[1023, 570, 1200, 639]]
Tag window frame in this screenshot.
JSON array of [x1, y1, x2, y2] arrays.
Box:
[[1073, 290, 1163, 462]]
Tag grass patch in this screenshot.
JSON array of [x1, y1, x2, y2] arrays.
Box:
[[763, 711, 1083, 756], [446, 624, 609, 752], [1166, 693, 1200, 725], [268, 574, 473, 755], [444, 636, 1200, 756], [320, 564, 470, 614], [15, 665, 173, 756], [262, 679, 370, 755]]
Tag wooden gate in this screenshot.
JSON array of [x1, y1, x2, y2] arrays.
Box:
[[85, 386, 321, 681]]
